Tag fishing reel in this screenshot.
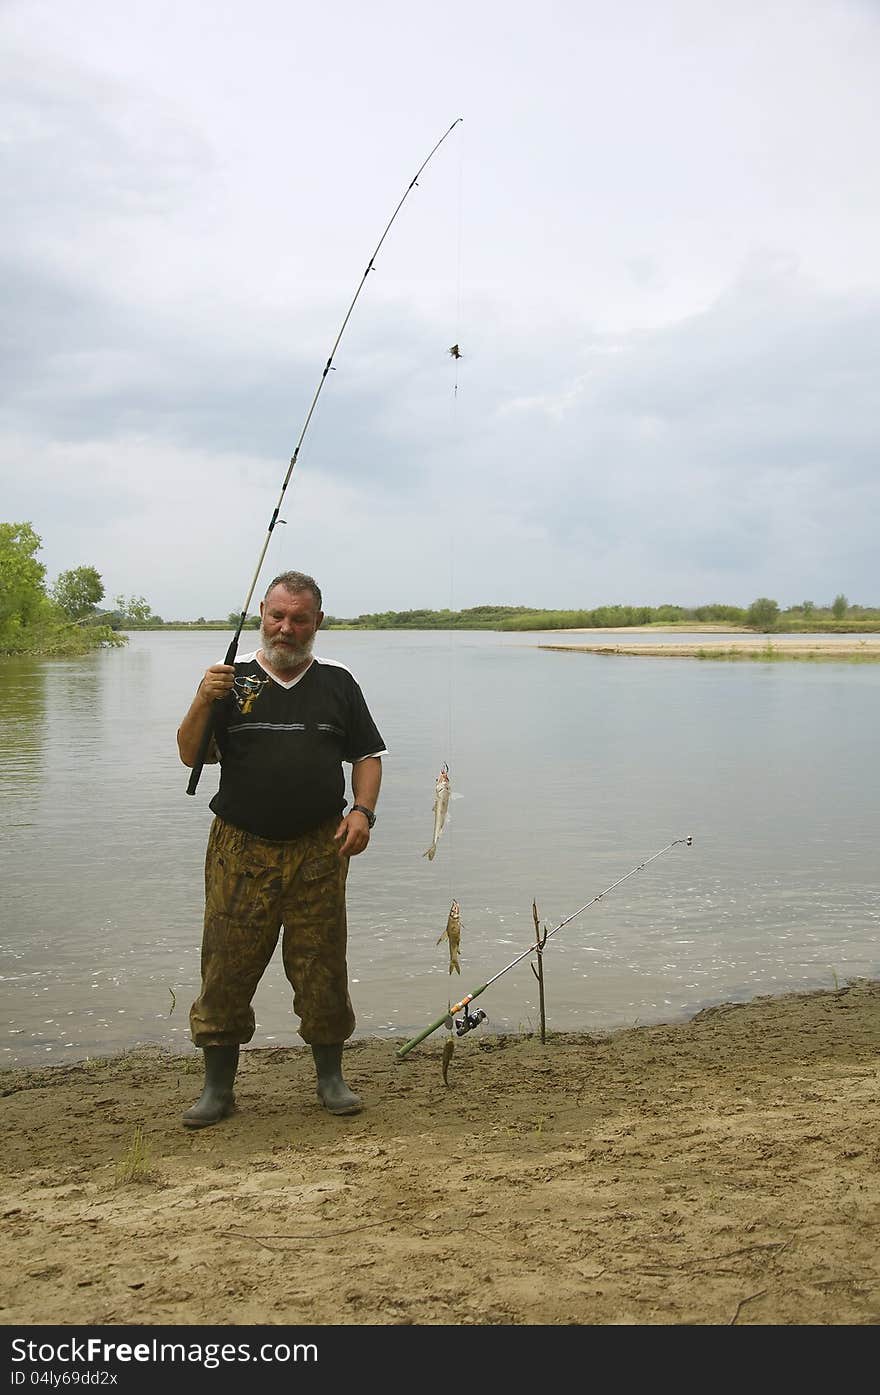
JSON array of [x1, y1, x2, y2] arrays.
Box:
[[454, 1006, 487, 1037]]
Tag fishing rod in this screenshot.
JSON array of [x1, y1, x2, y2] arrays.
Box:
[[396, 835, 693, 1057], [186, 116, 463, 795]]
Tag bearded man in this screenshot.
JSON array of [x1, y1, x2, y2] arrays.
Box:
[[176, 571, 385, 1128]]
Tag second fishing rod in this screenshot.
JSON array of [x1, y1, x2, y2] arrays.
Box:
[[396, 835, 694, 1057], [186, 117, 463, 796]]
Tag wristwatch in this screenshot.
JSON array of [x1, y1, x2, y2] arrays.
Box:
[[351, 803, 377, 828]]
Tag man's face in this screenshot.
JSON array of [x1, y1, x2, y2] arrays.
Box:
[[259, 586, 323, 672]]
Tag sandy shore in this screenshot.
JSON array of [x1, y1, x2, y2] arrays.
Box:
[[538, 634, 880, 660], [2, 980, 878, 1327]]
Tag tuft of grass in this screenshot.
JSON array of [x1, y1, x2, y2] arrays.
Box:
[[114, 1125, 157, 1186]]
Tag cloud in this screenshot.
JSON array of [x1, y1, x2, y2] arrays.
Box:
[[3, 249, 879, 615], [3, 2, 880, 616]]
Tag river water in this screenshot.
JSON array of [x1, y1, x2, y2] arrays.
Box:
[[1, 629, 878, 1068]]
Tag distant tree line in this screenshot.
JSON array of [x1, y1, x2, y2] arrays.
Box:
[[322, 597, 879, 632], [4, 519, 876, 655]]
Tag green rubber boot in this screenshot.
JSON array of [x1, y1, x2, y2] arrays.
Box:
[[312, 1044, 362, 1116], [182, 1045, 239, 1128]]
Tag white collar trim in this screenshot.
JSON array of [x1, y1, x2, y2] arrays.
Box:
[[238, 650, 315, 690]]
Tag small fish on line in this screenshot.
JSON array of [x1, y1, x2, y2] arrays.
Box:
[[448, 343, 462, 359], [437, 899, 461, 975], [441, 1034, 454, 1085], [423, 763, 451, 861]]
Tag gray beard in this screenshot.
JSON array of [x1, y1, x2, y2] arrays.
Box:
[[260, 627, 315, 673]]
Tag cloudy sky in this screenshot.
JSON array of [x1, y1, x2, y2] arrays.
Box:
[[2, 0, 878, 620]]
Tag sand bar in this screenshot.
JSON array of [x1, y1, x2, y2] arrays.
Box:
[[538, 630, 880, 660]]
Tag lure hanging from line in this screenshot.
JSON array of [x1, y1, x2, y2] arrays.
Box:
[[396, 836, 694, 1057], [448, 343, 462, 397], [186, 117, 464, 796]]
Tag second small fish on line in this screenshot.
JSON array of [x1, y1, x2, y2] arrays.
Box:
[[423, 763, 450, 861]]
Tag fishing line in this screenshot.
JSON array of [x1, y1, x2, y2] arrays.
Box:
[[444, 128, 465, 895], [452, 136, 464, 401], [186, 117, 463, 795], [398, 835, 694, 1056]]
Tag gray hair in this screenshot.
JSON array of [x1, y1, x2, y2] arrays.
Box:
[[264, 571, 322, 611]]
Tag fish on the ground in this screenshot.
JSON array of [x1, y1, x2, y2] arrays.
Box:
[[441, 1034, 454, 1085], [423, 764, 451, 861], [437, 898, 461, 975]]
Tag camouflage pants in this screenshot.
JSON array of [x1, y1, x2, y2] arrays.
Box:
[[189, 816, 355, 1048]]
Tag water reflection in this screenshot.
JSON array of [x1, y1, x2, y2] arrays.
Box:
[[0, 655, 48, 800]]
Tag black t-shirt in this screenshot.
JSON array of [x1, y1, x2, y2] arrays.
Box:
[[209, 652, 386, 839]]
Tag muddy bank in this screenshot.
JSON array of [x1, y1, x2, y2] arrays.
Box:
[[2, 980, 878, 1327]]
